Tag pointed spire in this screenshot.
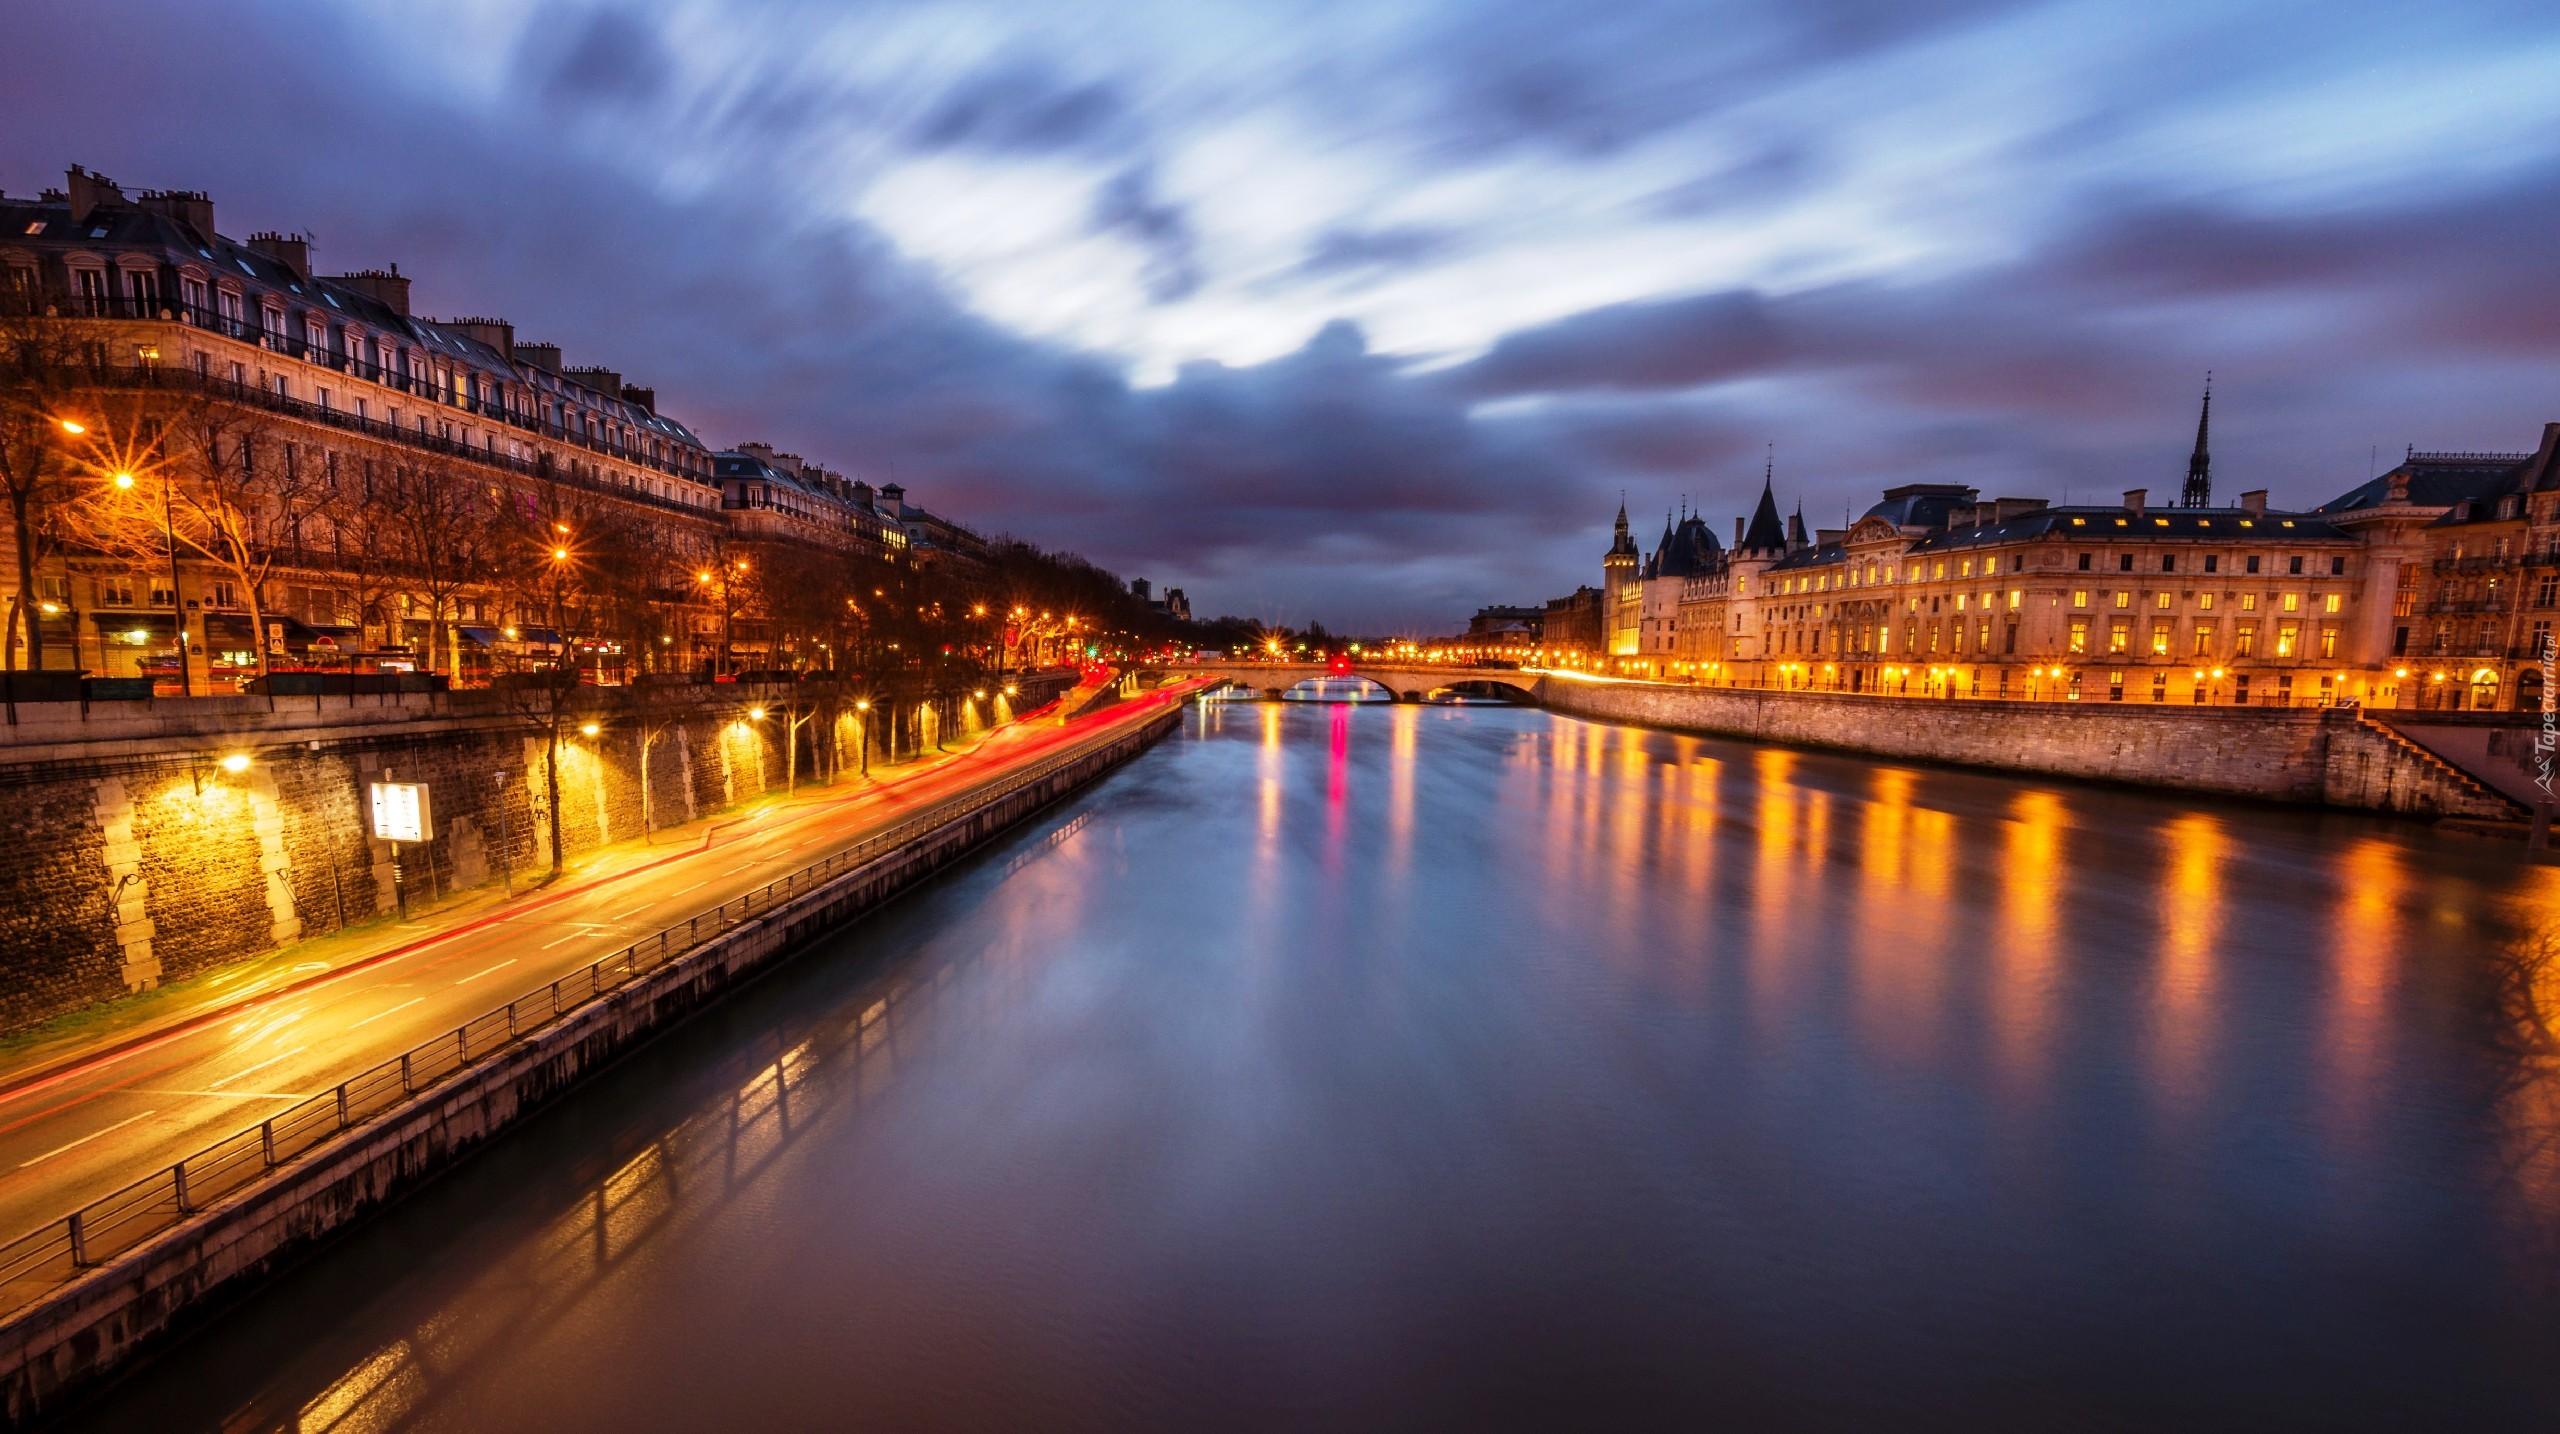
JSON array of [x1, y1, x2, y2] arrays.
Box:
[[2181, 372, 2213, 508], [1740, 468, 1787, 553]]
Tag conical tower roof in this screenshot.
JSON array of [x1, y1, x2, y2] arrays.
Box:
[[1740, 476, 1787, 552]]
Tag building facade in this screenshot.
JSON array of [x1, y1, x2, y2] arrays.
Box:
[[1570, 403, 2560, 710], [0, 166, 983, 686]]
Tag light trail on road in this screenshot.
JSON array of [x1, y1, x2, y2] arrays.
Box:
[[0, 682, 1203, 1245]]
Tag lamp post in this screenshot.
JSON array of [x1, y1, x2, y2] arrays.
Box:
[[84, 418, 192, 694], [855, 697, 871, 776]]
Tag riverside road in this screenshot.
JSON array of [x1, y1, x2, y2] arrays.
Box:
[[0, 682, 1205, 1251]]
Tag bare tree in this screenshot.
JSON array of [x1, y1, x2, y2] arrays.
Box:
[[0, 305, 91, 670], [378, 452, 498, 681], [82, 390, 330, 682]]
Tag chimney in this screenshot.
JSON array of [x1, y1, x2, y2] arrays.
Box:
[[1993, 497, 2048, 522], [1734, 518, 1746, 548], [248, 231, 312, 280], [2122, 488, 2147, 516], [564, 366, 623, 398], [445, 317, 515, 354], [511, 340, 561, 374], [331, 267, 411, 316], [1815, 528, 1845, 546], [620, 384, 656, 414], [136, 188, 215, 242], [65, 166, 125, 226], [2239, 489, 2268, 517]]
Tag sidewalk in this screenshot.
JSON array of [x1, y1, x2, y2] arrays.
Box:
[[0, 723, 1024, 1099]]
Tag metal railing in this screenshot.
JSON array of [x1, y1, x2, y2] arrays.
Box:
[[22, 309, 711, 486], [0, 705, 1174, 1319]]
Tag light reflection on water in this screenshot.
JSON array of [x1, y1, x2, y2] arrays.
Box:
[[72, 704, 2560, 1432]]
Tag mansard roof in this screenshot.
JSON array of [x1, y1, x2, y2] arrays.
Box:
[[1902, 505, 2352, 554], [1861, 483, 1978, 531], [2315, 452, 2528, 516], [1, 184, 703, 453], [1649, 513, 1725, 578], [1765, 540, 1847, 573]]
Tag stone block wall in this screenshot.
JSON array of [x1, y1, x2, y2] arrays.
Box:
[[0, 690, 898, 1034], [1533, 679, 2518, 820]]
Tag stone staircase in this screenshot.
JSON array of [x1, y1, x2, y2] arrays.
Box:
[[2348, 712, 2530, 820]]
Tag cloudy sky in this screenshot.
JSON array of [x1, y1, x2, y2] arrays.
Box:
[[6, 1, 2557, 630]]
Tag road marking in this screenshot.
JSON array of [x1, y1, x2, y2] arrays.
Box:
[[346, 998, 425, 1032], [206, 1046, 308, 1090], [538, 931, 594, 950], [673, 881, 707, 896], [20, 1110, 158, 1168], [456, 958, 518, 985], [607, 907, 651, 922], [132, 1088, 303, 1101], [725, 862, 756, 874]]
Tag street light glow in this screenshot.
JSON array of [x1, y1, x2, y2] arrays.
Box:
[[749, 706, 766, 720], [112, 472, 135, 489], [219, 753, 250, 773], [57, 419, 85, 435], [580, 722, 600, 737]]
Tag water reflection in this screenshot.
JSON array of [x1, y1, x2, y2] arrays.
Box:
[[75, 706, 2560, 1432]]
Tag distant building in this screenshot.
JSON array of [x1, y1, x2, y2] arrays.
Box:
[[1527, 395, 2560, 709], [1541, 586, 1603, 657]]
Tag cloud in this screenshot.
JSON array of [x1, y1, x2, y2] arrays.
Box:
[[4, 0, 2560, 632], [1294, 225, 1454, 277], [912, 59, 1125, 154], [1088, 164, 1203, 304]]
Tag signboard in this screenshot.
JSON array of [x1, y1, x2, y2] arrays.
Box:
[[368, 781, 431, 844]]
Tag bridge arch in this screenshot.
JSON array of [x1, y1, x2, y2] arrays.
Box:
[[1279, 674, 1402, 702], [1428, 679, 1537, 704]]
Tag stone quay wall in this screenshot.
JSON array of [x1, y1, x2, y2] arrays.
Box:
[[1529, 678, 2521, 820], [0, 705, 1179, 1430], [0, 672, 1077, 1035]]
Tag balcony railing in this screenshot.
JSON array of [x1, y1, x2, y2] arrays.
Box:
[[2432, 554, 2560, 573], [23, 361, 717, 523], [36, 299, 708, 484]]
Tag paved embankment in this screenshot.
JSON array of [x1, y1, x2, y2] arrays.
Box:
[[0, 694, 1190, 1429]]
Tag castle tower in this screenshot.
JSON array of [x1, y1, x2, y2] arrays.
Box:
[[1604, 499, 1642, 659]]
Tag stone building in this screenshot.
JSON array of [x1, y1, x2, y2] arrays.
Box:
[[2315, 425, 2560, 711], [1565, 399, 2560, 709], [0, 166, 977, 686]]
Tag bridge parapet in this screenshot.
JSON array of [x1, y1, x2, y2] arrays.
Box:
[[1140, 665, 1545, 703]]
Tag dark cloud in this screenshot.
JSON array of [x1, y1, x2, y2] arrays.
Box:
[[1295, 225, 1454, 276], [526, 6, 674, 109], [912, 59, 1124, 154], [1089, 164, 1202, 304]]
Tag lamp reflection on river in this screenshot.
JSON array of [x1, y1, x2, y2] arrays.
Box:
[[2155, 813, 2228, 1118], [1996, 789, 2067, 1082]]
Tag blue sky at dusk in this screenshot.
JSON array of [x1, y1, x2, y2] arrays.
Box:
[[5, 1, 2556, 629]]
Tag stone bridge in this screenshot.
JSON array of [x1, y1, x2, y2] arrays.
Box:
[[1142, 664, 1546, 703]]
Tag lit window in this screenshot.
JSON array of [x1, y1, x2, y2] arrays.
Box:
[[2323, 593, 2341, 614], [2113, 591, 2131, 609]]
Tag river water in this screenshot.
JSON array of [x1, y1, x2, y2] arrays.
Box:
[[77, 703, 2560, 1431]]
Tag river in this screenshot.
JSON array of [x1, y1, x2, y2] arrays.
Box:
[[73, 702, 2560, 1431]]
